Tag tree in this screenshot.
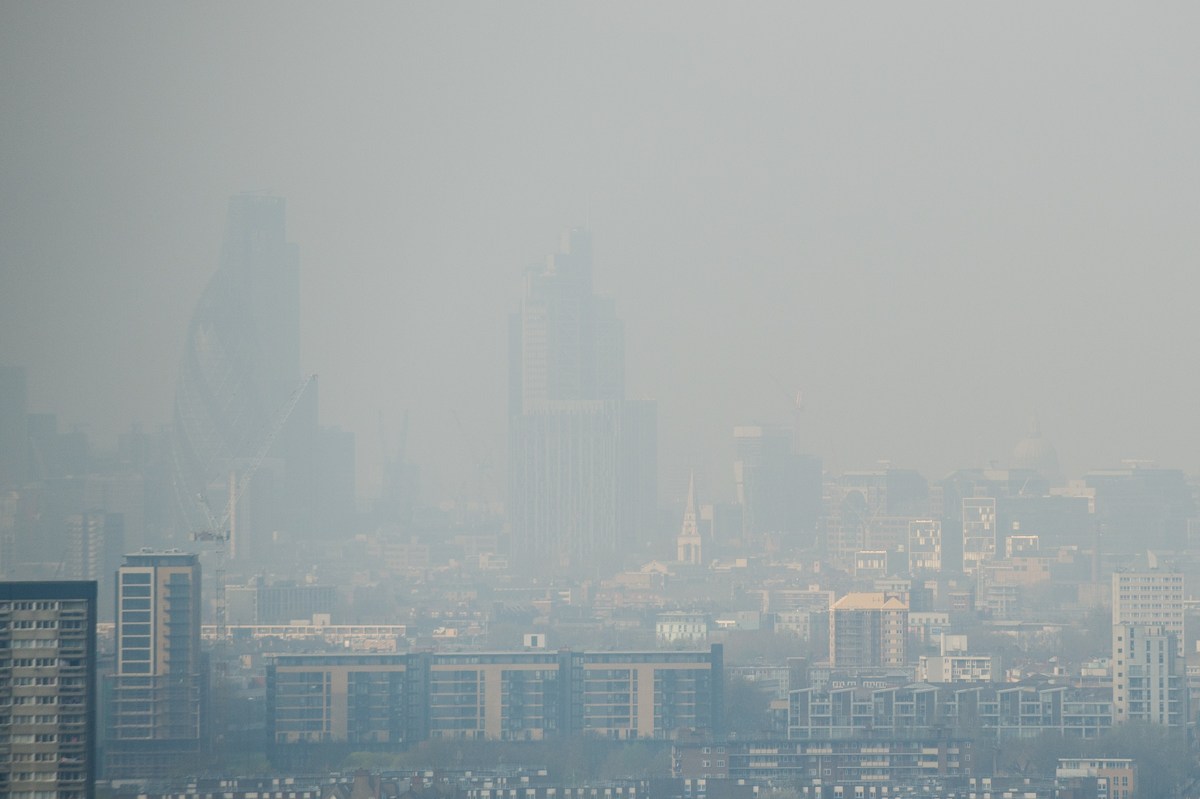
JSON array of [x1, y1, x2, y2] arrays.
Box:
[[723, 674, 774, 737]]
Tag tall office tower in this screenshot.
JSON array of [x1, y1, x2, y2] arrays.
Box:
[[1112, 570, 1185, 657], [0, 366, 30, 488], [508, 231, 656, 571], [961, 497, 997, 575], [0, 581, 97, 799], [734, 425, 822, 547], [172, 194, 321, 561], [676, 473, 702, 565], [107, 551, 204, 778], [829, 592, 908, 668], [64, 511, 123, 619], [1112, 623, 1188, 727]]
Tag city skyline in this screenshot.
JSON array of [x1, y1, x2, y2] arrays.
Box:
[[6, 5, 1200, 507], [10, 4, 1200, 795]]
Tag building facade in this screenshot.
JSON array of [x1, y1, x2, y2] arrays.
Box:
[[106, 550, 205, 778], [507, 230, 657, 571], [1056, 758, 1136, 799], [1111, 570, 1184, 657], [0, 581, 97, 799], [788, 683, 1114, 741], [829, 593, 908, 668], [1111, 623, 1187, 727], [64, 511, 123, 618], [673, 736, 974, 783], [961, 497, 997, 575], [733, 426, 821, 548], [907, 519, 942, 573], [916, 654, 999, 684], [266, 646, 723, 760]]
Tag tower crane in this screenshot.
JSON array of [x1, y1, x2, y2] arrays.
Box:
[[192, 373, 316, 640]]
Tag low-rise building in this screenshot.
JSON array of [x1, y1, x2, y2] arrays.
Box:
[[673, 736, 974, 782], [1056, 758, 1136, 799], [657, 612, 710, 645], [917, 653, 999, 684], [266, 646, 724, 760], [788, 683, 1113, 740]]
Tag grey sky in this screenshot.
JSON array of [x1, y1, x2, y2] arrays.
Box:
[[3, 3, 1199, 503]]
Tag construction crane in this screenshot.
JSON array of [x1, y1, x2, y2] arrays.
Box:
[[191, 373, 316, 640]]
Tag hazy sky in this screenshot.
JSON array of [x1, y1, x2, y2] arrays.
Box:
[[3, 4, 1200, 504]]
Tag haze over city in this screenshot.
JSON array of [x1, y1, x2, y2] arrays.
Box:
[[13, 5, 1200, 798], [5, 4, 1200, 506]]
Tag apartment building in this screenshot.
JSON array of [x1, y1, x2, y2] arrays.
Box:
[[1111, 623, 1188, 727], [1112, 570, 1184, 657], [0, 581, 97, 799], [829, 593, 908, 668], [673, 736, 974, 782], [266, 646, 723, 760], [788, 683, 1114, 740], [106, 550, 205, 778], [1056, 758, 1136, 799]]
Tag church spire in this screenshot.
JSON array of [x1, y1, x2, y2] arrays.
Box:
[[676, 472, 702, 565]]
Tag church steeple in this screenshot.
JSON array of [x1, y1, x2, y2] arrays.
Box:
[[676, 472, 703, 565]]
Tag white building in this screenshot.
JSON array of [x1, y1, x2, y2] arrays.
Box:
[[962, 497, 997, 575], [917, 635, 998, 683], [1112, 623, 1188, 727], [907, 519, 941, 573], [854, 550, 888, 578], [656, 611, 709, 645], [1112, 570, 1184, 657], [1056, 758, 1136, 799]]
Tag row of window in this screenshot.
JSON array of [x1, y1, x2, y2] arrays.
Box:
[[8, 677, 66, 686], [0, 714, 82, 724], [3, 621, 61, 630], [0, 639, 60, 648], [3, 752, 65, 762], [7, 697, 58, 705]]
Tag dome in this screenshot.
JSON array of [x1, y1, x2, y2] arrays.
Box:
[[1011, 417, 1060, 480]]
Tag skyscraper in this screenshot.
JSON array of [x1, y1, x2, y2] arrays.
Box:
[[106, 550, 204, 778], [0, 580, 97, 799], [171, 194, 322, 560], [0, 366, 29, 489], [508, 231, 656, 571], [733, 425, 822, 547]]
